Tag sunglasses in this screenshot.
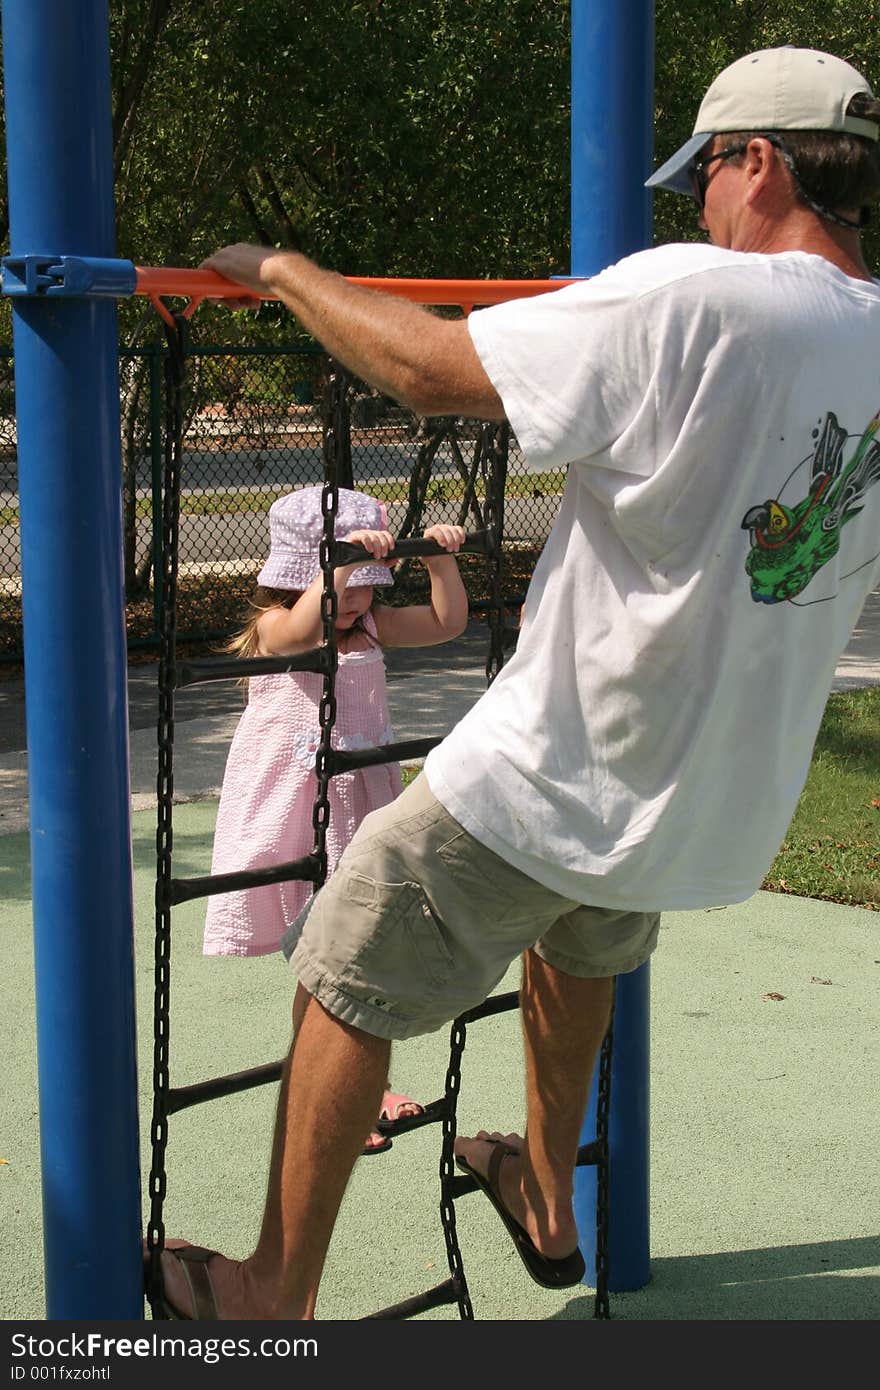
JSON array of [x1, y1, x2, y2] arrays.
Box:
[[688, 143, 748, 208]]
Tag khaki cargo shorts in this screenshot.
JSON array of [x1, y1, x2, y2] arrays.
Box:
[[282, 773, 659, 1040]]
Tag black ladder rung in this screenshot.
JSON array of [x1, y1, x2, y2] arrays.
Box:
[[458, 989, 519, 1023], [167, 852, 321, 905], [166, 1058, 285, 1114], [330, 735, 441, 773], [469, 593, 526, 613], [174, 648, 331, 687], [362, 1277, 462, 1320], [335, 530, 491, 566], [576, 1140, 602, 1166]]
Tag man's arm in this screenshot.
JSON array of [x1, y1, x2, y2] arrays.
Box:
[[201, 244, 506, 421]]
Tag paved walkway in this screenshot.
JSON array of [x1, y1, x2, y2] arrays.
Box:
[[1, 594, 878, 1321]]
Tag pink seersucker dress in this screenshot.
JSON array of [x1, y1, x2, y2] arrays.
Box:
[[203, 611, 402, 956]]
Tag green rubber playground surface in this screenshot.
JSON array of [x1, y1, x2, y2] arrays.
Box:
[[2, 800, 878, 1321]]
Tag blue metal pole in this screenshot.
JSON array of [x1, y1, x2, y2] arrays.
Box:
[[570, 0, 655, 1292], [1, 0, 143, 1316], [570, 0, 655, 273]]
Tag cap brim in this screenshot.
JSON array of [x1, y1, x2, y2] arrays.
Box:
[[645, 132, 712, 194]]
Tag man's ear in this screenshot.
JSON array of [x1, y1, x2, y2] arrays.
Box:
[[743, 137, 780, 206]]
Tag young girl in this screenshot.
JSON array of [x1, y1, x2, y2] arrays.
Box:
[[203, 484, 469, 1150]]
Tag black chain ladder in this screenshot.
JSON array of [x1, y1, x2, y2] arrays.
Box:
[[142, 342, 466, 1322], [143, 331, 614, 1320], [145, 311, 189, 1316], [145, 319, 339, 1318], [312, 363, 344, 887]]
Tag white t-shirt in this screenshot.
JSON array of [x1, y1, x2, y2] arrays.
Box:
[[425, 243, 880, 910]]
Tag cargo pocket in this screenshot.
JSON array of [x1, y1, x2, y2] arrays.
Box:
[[335, 871, 455, 1016]]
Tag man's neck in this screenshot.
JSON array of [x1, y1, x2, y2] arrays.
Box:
[[733, 207, 874, 281]]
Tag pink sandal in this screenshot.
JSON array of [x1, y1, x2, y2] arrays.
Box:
[[361, 1089, 423, 1156]]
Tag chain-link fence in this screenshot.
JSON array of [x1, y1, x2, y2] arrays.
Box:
[[0, 343, 563, 659]]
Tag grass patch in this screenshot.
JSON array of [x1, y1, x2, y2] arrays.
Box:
[[173, 472, 565, 517], [0, 471, 565, 528], [0, 473, 566, 528], [763, 687, 880, 910]]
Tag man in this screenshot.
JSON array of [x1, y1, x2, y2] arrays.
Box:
[[158, 47, 880, 1318]]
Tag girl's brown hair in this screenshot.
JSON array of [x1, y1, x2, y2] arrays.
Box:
[[224, 586, 301, 661], [225, 582, 378, 672]]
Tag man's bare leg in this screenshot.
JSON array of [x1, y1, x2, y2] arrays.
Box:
[[292, 979, 309, 1034], [160, 992, 390, 1319], [454, 949, 613, 1261], [296, 981, 421, 1153]]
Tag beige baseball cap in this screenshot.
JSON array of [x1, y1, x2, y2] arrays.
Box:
[[647, 47, 877, 195]]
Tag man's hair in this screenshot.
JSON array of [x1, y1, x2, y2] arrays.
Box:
[[727, 92, 880, 225]]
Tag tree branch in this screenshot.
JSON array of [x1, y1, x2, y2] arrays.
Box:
[[113, 0, 176, 176], [257, 164, 303, 249], [237, 182, 276, 246]]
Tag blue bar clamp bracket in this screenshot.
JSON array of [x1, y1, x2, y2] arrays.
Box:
[[1, 254, 137, 298]]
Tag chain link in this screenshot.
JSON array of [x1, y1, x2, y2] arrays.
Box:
[[438, 1017, 474, 1318], [145, 313, 189, 1315], [311, 361, 347, 886], [433, 416, 511, 1316]]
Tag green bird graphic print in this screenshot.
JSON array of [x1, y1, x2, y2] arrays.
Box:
[[741, 407, 880, 604]]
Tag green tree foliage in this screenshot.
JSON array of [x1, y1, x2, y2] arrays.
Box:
[[109, 0, 572, 285]]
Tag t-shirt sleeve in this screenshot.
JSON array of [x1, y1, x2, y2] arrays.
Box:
[[467, 261, 656, 476]]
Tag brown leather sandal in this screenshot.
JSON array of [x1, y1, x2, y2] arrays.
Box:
[[153, 1244, 220, 1320], [455, 1139, 586, 1290]]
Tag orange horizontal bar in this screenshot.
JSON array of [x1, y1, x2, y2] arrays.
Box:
[[135, 265, 574, 309]]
